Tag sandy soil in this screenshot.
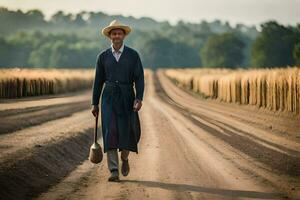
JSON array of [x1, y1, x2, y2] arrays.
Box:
[[0, 90, 92, 134], [0, 69, 299, 200]]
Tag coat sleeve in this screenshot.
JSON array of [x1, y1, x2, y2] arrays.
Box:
[[133, 52, 145, 101], [91, 53, 105, 106]]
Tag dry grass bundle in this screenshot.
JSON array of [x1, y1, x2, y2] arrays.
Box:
[[0, 68, 94, 98], [165, 67, 300, 115]]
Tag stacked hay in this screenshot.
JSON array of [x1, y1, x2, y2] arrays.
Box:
[[165, 67, 300, 115], [0, 68, 94, 98], [164, 69, 194, 90]]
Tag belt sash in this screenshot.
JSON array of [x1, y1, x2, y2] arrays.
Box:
[[103, 80, 134, 115]]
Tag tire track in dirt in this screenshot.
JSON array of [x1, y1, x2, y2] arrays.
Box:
[[154, 69, 300, 199], [0, 92, 94, 199], [0, 127, 93, 200], [0, 101, 90, 135], [0, 90, 92, 135], [0, 90, 91, 111], [167, 75, 300, 140]]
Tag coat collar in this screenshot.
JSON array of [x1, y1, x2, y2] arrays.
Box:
[[108, 44, 127, 62], [111, 43, 125, 53]]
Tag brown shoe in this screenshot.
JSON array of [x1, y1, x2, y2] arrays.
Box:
[[121, 157, 130, 176], [108, 169, 120, 182]]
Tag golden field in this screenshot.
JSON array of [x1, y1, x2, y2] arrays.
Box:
[[0, 68, 94, 98], [165, 67, 300, 115]]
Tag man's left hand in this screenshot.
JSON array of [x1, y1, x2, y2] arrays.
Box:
[[133, 99, 142, 112]]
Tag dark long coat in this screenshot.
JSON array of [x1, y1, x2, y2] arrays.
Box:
[[91, 44, 145, 154]]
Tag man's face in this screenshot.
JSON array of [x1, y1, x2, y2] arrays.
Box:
[[109, 28, 125, 44]]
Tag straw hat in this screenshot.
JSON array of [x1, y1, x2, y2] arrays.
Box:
[[101, 19, 132, 37]]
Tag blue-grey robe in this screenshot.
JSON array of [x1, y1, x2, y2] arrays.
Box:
[[91, 44, 145, 154]]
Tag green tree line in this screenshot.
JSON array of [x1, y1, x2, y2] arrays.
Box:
[[0, 7, 299, 68]]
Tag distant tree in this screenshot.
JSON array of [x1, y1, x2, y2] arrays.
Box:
[[73, 13, 87, 26], [0, 7, 47, 35], [200, 32, 245, 68], [28, 43, 52, 67], [251, 21, 300, 68], [48, 40, 71, 67], [25, 9, 45, 23], [0, 37, 13, 66], [51, 11, 73, 25], [293, 43, 300, 66], [142, 37, 174, 68], [141, 36, 200, 68], [5, 31, 35, 67]]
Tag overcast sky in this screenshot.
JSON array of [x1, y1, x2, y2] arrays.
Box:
[[0, 0, 299, 27]]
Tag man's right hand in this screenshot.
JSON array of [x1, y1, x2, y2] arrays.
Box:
[[91, 105, 99, 117]]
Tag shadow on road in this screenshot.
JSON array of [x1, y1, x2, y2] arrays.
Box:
[[120, 179, 282, 199]]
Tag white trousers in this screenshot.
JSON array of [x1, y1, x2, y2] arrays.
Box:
[[107, 148, 130, 173]]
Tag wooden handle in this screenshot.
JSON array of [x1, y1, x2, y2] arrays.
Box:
[[94, 115, 98, 143]]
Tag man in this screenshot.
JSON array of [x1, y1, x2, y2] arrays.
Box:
[[91, 19, 145, 182]]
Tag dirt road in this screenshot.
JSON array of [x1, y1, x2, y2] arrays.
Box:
[[0, 69, 299, 200]]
